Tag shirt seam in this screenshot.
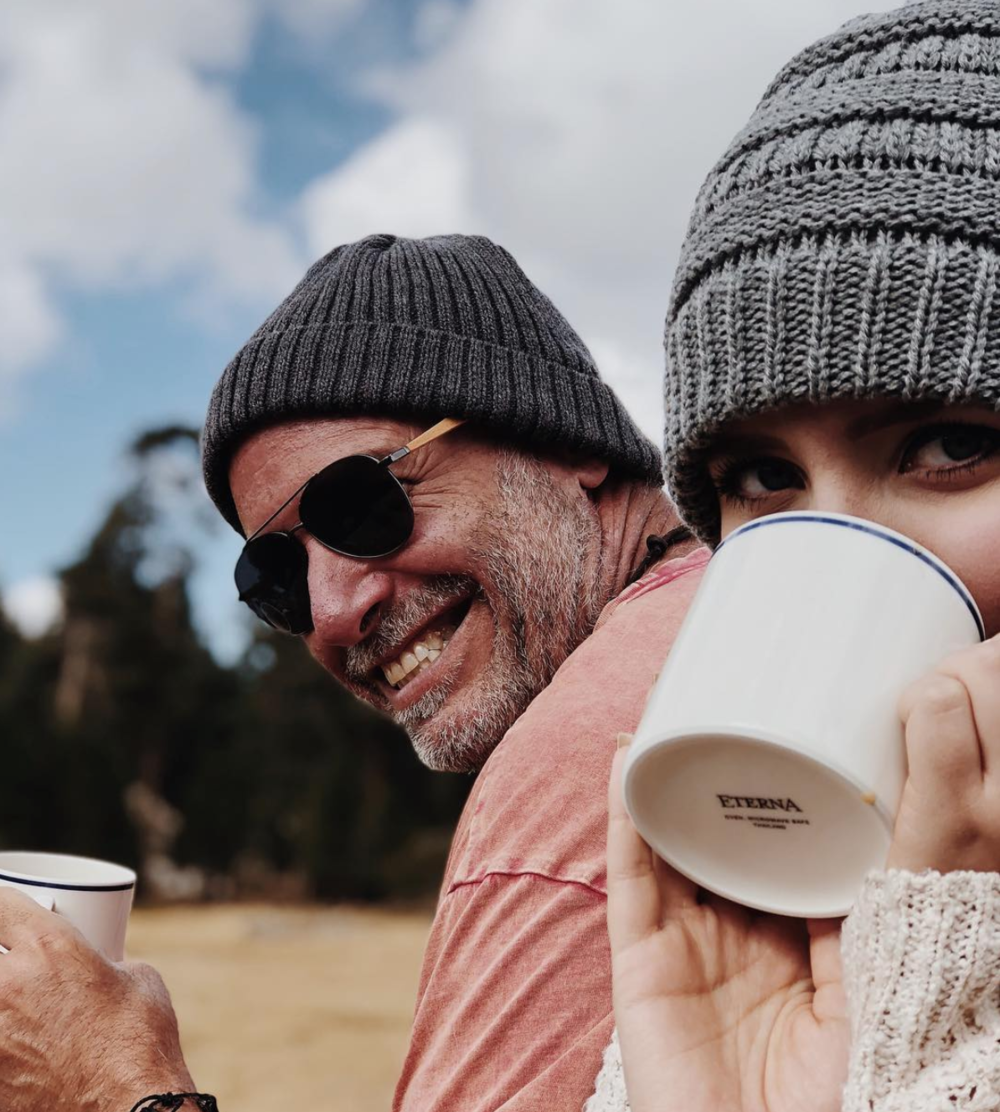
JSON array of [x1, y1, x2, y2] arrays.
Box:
[[446, 868, 606, 900]]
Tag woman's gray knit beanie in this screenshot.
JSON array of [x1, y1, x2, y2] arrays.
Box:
[[664, 0, 1000, 543], [202, 233, 662, 533]]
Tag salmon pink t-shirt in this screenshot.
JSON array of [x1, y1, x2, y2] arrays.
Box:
[[394, 547, 710, 1112]]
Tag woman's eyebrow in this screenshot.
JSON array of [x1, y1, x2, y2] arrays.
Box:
[[704, 400, 959, 465], [843, 401, 946, 440], [705, 432, 788, 462]]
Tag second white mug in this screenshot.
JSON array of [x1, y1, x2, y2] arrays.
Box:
[[0, 851, 136, 960]]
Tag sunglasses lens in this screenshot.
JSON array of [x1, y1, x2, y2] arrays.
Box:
[[299, 456, 414, 558], [235, 533, 312, 634]]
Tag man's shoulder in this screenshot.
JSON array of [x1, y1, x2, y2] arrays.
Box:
[[443, 545, 710, 894], [599, 544, 710, 626], [497, 543, 710, 758], [517, 544, 709, 722]]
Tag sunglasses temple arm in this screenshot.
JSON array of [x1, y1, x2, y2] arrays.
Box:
[[245, 476, 312, 542], [403, 417, 466, 453], [380, 417, 466, 466]]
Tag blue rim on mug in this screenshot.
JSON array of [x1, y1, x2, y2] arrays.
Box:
[[0, 853, 136, 893], [715, 512, 986, 641]]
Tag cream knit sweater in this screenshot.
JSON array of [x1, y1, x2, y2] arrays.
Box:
[[585, 870, 1000, 1112]]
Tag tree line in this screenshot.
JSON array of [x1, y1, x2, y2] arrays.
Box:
[[0, 427, 470, 903]]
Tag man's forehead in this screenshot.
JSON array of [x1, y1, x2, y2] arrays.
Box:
[[229, 414, 423, 532], [239, 413, 421, 462]]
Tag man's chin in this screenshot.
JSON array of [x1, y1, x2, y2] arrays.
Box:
[[407, 721, 494, 774], [403, 701, 497, 775], [338, 674, 491, 773], [341, 624, 540, 774], [402, 683, 523, 775], [399, 634, 550, 772]]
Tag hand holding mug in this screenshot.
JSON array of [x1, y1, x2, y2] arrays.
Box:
[[887, 633, 1000, 874], [0, 887, 194, 1112], [607, 742, 850, 1112], [606, 637, 1000, 1112]]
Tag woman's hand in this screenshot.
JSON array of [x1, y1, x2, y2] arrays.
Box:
[[606, 634, 1000, 1112], [0, 888, 194, 1111], [606, 742, 850, 1112], [887, 633, 1000, 873]]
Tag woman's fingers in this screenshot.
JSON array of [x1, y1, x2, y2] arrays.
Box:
[[607, 740, 698, 955], [890, 637, 1000, 872], [898, 671, 982, 789], [899, 636, 1000, 787], [607, 745, 661, 953], [806, 918, 846, 1006], [936, 635, 1000, 779]]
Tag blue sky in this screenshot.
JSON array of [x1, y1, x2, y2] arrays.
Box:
[[0, 0, 898, 660]]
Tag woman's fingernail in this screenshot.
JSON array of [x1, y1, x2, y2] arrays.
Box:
[[616, 732, 633, 749]]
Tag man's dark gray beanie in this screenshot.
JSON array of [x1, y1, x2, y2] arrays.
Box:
[[664, 0, 1000, 543], [202, 233, 662, 532]]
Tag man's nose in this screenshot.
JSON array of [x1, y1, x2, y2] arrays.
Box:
[[302, 536, 392, 648]]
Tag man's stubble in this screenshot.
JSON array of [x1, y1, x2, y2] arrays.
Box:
[[347, 450, 606, 774]]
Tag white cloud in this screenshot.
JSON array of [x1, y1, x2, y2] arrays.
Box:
[[0, 262, 63, 397], [263, 0, 367, 42], [4, 575, 63, 639], [302, 0, 903, 446], [0, 0, 308, 403], [0, 0, 906, 439], [0, 0, 256, 72], [301, 116, 477, 253], [412, 0, 466, 53]]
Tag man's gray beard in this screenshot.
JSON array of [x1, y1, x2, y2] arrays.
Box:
[[397, 450, 605, 774]]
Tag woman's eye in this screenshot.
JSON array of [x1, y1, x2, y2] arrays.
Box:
[[901, 424, 1000, 473], [715, 457, 801, 502]]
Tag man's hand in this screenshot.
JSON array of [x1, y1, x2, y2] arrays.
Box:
[[0, 888, 194, 1112], [606, 744, 850, 1112]]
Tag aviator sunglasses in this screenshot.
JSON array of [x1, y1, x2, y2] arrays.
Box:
[[235, 417, 465, 635]]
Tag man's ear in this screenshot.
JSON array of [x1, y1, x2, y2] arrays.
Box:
[[573, 457, 610, 492]]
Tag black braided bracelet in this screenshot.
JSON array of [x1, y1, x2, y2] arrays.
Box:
[[129, 1094, 218, 1112]]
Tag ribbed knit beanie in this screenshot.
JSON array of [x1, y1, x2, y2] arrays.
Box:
[[202, 233, 662, 532], [664, 0, 1000, 543]]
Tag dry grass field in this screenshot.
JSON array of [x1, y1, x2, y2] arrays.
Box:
[[127, 903, 433, 1112]]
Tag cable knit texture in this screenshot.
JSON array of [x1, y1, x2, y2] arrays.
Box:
[[584, 869, 1000, 1112], [842, 868, 1000, 1112], [583, 1028, 628, 1112], [662, 0, 1000, 543]]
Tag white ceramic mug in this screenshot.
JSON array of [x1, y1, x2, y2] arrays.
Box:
[[623, 511, 985, 918], [0, 852, 136, 960]]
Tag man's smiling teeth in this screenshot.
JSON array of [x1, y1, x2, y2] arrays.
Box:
[[381, 627, 453, 689]]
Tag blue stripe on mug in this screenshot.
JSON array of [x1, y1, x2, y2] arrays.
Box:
[[716, 513, 986, 641], [0, 871, 135, 893]]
